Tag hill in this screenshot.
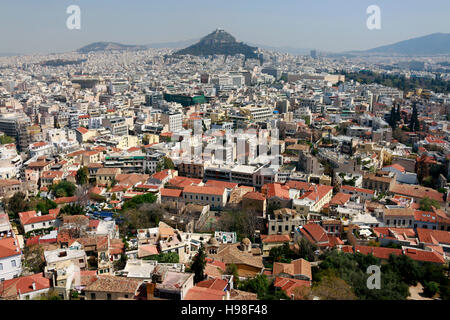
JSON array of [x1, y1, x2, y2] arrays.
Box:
[[364, 33, 450, 55], [78, 42, 146, 53], [175, 29, 258, 59]]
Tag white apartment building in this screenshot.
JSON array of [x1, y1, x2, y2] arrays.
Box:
[[0, 214, 22, 281], [160, 112, 183, 132]]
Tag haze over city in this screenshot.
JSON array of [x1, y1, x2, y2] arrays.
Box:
[[0, 0, 449, 307], [1, 0, 450, 54]]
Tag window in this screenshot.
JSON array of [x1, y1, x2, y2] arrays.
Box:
[[271, 226, 275, 231], [91, 293, 96, 300], [285, 225, 289, 231], [107, 293, 112, 300], [124, 294, 129, 298], [0, 263, 3, 271], [11, 260, 16, 267]]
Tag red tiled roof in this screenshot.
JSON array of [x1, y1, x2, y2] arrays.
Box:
[[168, 176, 202, 189], [403, 248, 445, 264], [262, 183, 290, 200], [417, 228, 450, 245], [54, 196, 78, 204], [390, 184, 444, 203], [273, 277, 311, 297], [261, 234, 291, 243], [383, 164, 406, 173], [0, 273, 51, 298], [242, 191, 266, 201], [196, 278, 228, 291], [273, 258, 311, 279], [18, 210, 58, 226], [160, 188, 183, 198], [183, 185, 225, 196], [184, 286, 226, 300], [329, 192, 351, 206], [76, 127, 89, 134], [300, 223, 329, 247], [151, 170, 170, 181], [0, 237, 21, 259], [204, 180, 238, 189], [354, 245, 402, 260], [414, 210, 438, 223]]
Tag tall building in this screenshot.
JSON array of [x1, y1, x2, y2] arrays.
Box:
[[102, 117, 129, 136], [0, 113, 31, 152], [310, 50, 317, 59], [160, 112, 183, 133]]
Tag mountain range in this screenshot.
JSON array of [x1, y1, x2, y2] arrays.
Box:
[[76, 32, 450, 56], [77, 42, 147, 53], [174, 29, 258, 59], [356, 33, 450, 56]]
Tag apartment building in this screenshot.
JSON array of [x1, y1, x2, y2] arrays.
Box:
[[182, 185, 227, 209]]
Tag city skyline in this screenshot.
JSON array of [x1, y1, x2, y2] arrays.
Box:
[[1, 0, 450, 54]]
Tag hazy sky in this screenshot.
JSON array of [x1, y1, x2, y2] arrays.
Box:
[[1, 0, 449, 54]]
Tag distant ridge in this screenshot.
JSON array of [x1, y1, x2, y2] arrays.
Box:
[[361, 33, 450, 55], [78, 42, 146, 53], [146, 39, 199, 49], [175, 29, 258, 58]]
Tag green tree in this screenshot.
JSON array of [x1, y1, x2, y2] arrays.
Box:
[[37, 289, 63, 300], [113, 254, 128, 271], [219, 209, 257, 242], [191, 245, 207, 283], [144, 252, 179, 263], [409, 102, 420, 132], [35, 198, 57, 214], [156, 156, 175, 172], [122, 193, 157, 210], [422, 281, 440, 298], [297, 237, 318, 262], [238, 275, 289, 300], [0, 134, 15, 144], [383, 254, 423, 286], [22, 245, 46, 273], [75, 166, 89, 185], [225, 264, 240, 287], [120, 202, 165, 235], [50, 181, 76, 198], [269, 243, 297, 265], [60, 203, 85, 215], [389, 106, 397, 129], [5, 192, 29, 218], [419, 197, 440, 211], [312, 275, 357, 300]]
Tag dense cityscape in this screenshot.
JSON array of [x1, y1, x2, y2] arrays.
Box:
[[0, 26, 449, 302]]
